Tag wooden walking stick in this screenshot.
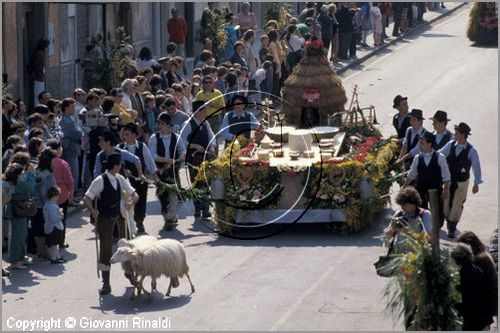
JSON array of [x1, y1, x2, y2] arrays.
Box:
[[428, 189, 441, 259], [92, 197, 100, 279]]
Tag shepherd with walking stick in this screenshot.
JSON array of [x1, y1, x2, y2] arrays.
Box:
[[83, 153, 139, 295]]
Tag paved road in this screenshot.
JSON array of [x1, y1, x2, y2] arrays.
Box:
[[2, 4, 497, 331]]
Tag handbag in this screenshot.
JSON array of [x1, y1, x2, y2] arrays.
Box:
[[374, 236, 399, 277], [12, 197, 37, 217]]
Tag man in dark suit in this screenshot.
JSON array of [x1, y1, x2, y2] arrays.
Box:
[[60, 98, 83, 202]]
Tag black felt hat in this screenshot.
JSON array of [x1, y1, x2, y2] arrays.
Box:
[[104, 153, 122, 169], [432, 110, 450, 122], [409, 108, 424, 120], [393, 95, 408, 109], [420, 131, 435, 145], [454, 122, 472, 135]]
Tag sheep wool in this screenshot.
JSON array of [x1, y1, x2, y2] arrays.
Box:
[[111, 237, 195, 298]]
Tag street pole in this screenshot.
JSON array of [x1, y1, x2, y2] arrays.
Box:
[[428, 189, 440, 259]]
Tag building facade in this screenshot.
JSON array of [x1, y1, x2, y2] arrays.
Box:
[[2, 2, 304, 107]]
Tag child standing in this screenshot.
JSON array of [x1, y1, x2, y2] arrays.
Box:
[[43, 186, 65, 264]]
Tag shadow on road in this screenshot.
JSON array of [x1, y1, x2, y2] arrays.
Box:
[[421, 33, 455, 38], [179, 208, 396, 249], [92, 292, 192, 315], [2, 270, 41, 294]]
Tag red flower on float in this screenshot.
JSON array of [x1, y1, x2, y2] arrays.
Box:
[[354, 136, 380, 163]]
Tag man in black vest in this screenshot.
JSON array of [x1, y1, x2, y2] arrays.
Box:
[[438, 123, 483, 238], [181, 100, 216, 218], [397, 108, 428, 171], [431, 110, 454, 150], [404, 132, 450, 227], [148, 112, 187, 231], [118, 123, 158, 234], [221, 95, 260, 144], [83, 153, 139, 295], [93, 130, 145, 180], [392, 95, 410, 140]]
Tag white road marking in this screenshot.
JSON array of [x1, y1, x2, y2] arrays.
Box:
[[269, 246, 356, 331]]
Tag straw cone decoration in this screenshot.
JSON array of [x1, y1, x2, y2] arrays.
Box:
[[282, 52, 348, 127]]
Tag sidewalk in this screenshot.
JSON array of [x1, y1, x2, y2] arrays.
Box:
[[333, 2, 466, 74]]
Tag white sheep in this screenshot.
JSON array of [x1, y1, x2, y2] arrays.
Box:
[[111, 237, 195, 299], [116, 235, 158, 296]]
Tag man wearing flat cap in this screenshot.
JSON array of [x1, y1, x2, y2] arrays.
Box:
[[148, 112, 187, 231], [392, 95, 410, 140], [431, 110, 454, 150], [398, 108, 429, 170], [221, 95, 260, 143], [404, 131, 451, 226], [438, 122, 483, 238], [83, 153, 139, 295]]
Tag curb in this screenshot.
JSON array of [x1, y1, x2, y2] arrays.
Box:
[[337, 3, 468, 75]]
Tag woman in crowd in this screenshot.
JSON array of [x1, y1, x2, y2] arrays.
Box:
[[5, 153, 36, 269], [32, 148, 57, 260], [451, 243, 494, 331], [285, 24, 305, 73], [136, 46, 157, 70], [267, 29, 282, 100], [2, 135, 24, 171], [47, 139, 74, 250], [457, 231, 498, 319], [2, 163, 24, 274]]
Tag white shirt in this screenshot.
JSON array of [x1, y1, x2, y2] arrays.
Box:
[[148, 132, 187, 161], [434, 129, 454, 147], [121, 140, 158, 175], [288, 34, 304, 52], [402, 126, 427, 156], [85, 171, 136, 201], [407, 150, 451, 182], [122, 93, 132, 109]]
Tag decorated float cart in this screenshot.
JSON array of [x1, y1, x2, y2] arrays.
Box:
[[467, 2, 498, 46], [194, 38, 402, 234]]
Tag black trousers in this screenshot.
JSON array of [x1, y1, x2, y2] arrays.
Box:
[[97, 215, 125, 270], [393, 10, 402, 35], [338, 32, 352, 59], [417, 186, 444, 227], [129, 178, 148, 225]]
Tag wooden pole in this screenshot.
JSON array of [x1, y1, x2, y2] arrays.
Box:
[[428, 189, 440, 259]]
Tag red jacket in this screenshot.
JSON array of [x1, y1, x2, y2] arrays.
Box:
[[167, 17, 187, 45], [52, 157, 74, 205]]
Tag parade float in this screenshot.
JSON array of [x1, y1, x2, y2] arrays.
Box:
[[467, 2, 498, 46], [194, 38, 402, 234]]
